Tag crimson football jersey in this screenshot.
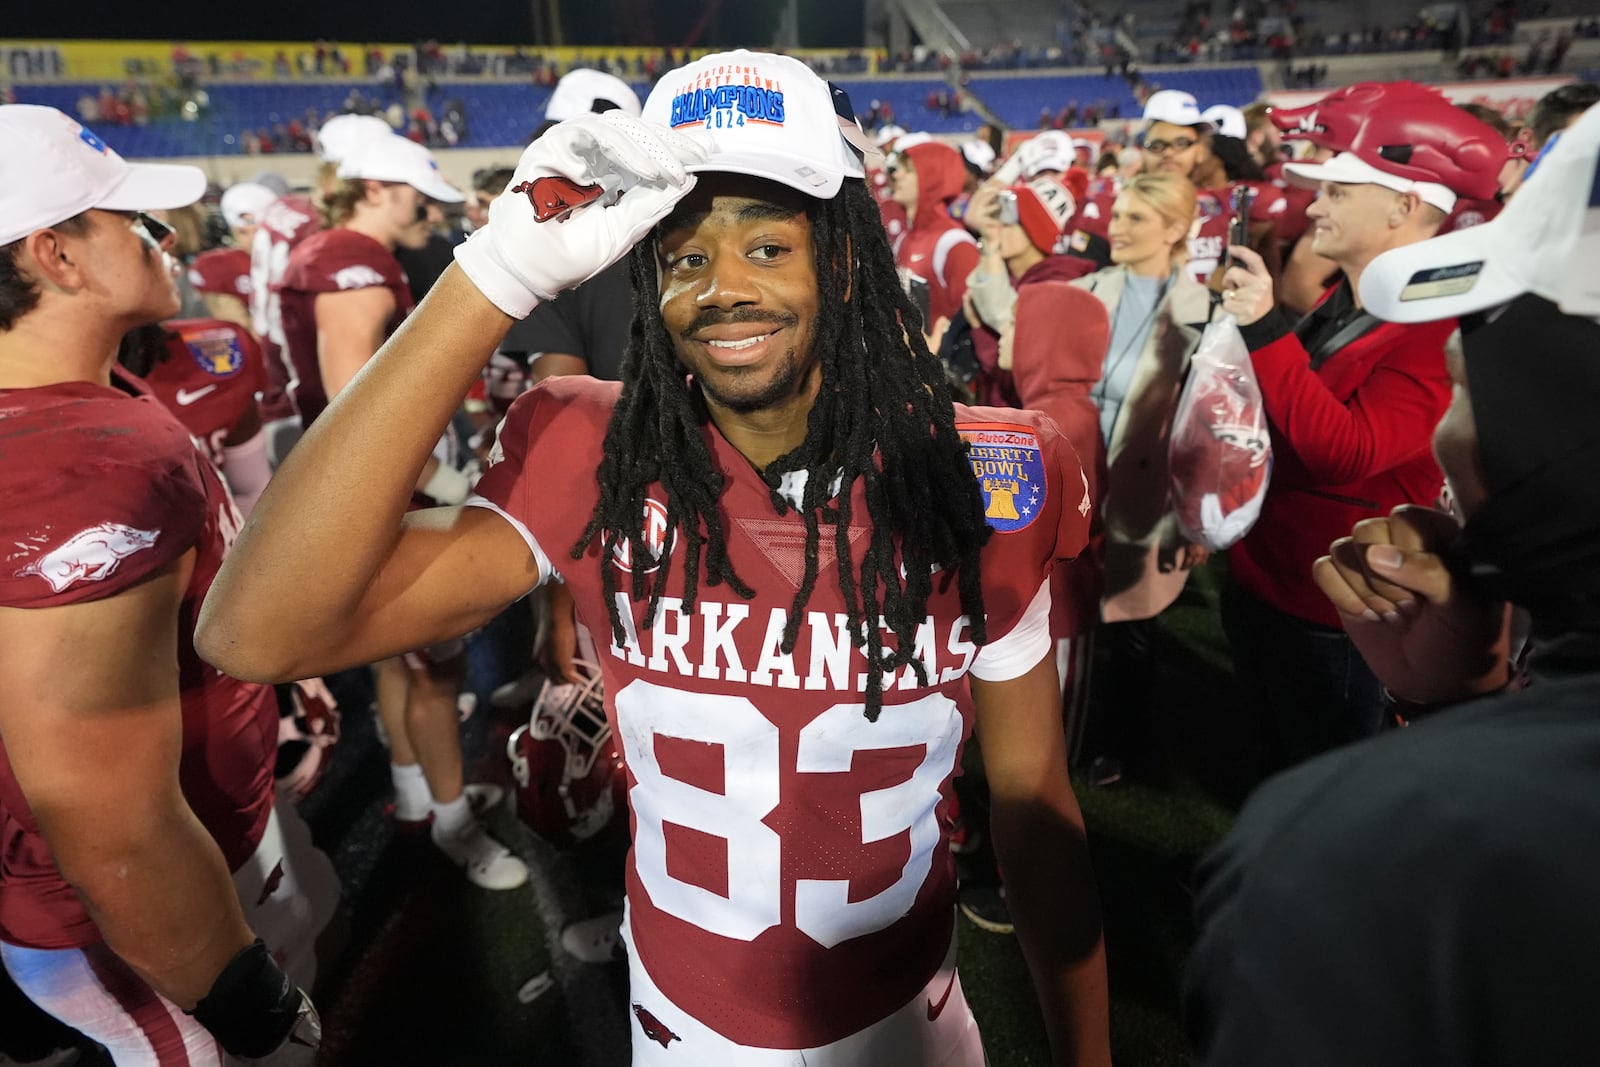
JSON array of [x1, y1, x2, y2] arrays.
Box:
[[0, 367, 278, 950], [278, 227, 413, 427], [471, 377, 1089, 1051], [140, 318, 268, 467], [1266, 162, 1317, 244], [1186, 187, 1232, 287], [187, 247, 252, 299], [249, 195, 322, 422]]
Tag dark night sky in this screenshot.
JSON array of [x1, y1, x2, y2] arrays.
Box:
[[4, 1, 865, 48]]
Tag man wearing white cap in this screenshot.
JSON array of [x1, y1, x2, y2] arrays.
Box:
[[1212, 99, 1502, 776], [203, 48, 1112, 1067], [0, 105, 321, 1065], [1140, 89, 1234, 285], [1190, 102, 1600, 1067], [277, 135, 527, 891]]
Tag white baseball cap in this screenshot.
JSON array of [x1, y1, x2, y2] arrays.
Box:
[[961, 139, 997, 174], [317, 114, 393, 164], [336, 135, 465, 203], [874, 123, 908, 148], [0, 105, 205, 247], [1203, 104, 1248, 140], [1020, 130, 1076, 177], [1360, 102, 1600, 323], [642, 49, 878, 199], [220, 181, 277, 231], [1143, 90, 1212, 130], [546, 68, 643, 122], [1283, 151, 1457, 213]]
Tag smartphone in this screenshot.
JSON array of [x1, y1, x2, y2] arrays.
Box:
[[997, 189, 1020, 226], [1228, 185, 1255, 253], [905, 274, 932, 326]]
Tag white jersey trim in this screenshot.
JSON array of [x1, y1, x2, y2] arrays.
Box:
[[932, 227, 978, 288], [968, 576, 1052, 682], [464, 495, 560, 586]]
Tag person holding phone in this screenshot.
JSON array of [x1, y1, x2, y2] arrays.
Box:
[[1214, 96, 1503, 779]]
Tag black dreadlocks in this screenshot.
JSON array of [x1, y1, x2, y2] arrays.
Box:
[[573, 178, 993, 721]]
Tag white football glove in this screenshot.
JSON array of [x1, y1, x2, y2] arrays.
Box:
[[455, 111, 708, 317]]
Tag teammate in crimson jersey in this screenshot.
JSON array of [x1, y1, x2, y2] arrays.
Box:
[[0, 104, 325, 1066], [277, 132, 529, 891], [203, 50, 1111, 1066], [248, 192, 321, 456], [118, 317, 272, 516]]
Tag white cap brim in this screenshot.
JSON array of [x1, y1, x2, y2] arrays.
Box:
[[1359, 222, 1522, 323], [1283, 151, 1457, 213], [686, 149, 847, 199], [97, 161, 208, 213]]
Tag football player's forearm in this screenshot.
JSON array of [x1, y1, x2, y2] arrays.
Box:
[[60, 806, 254, 1010], [201, 266, 512, 674], [993, 803, 1112, 1067]]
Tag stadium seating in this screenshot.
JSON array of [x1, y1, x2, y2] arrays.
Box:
[[969, 67, 1263, 129]]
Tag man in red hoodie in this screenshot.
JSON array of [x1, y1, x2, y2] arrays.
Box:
[[1216, 98, 1506, 778], [888, 140, 980, 340]]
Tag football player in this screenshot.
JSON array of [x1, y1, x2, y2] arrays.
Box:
[[0, 104, 327, 1065], [202, 50, 1110, 1066], [117, 316, 272, 517], [276, 133, 528, 891]]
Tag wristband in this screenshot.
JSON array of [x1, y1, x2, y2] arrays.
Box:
[[423, 462, 474, 506], [190, 940, 300, 1058]]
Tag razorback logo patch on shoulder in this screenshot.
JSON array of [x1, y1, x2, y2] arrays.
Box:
[[959, 423, 1046, 534]]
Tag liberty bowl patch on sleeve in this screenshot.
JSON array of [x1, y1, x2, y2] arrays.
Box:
[[180, 325, 245, 378], [959, 423, 1047, 533]]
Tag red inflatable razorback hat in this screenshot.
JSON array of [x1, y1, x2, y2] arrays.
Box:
[[1282, 89, 1509, 209], [1269, 81, 1445, 150]]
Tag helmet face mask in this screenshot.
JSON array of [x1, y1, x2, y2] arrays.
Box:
[[507, 659, 625, 846]]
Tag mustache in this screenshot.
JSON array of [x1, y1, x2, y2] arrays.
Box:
[[680, 307, 797, 339]]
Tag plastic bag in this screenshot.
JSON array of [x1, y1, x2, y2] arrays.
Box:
[[1167, 312, 1272, 551]]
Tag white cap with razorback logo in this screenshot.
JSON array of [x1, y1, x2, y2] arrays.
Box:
[[641, 49, 878, 199], [337, 134, 466, 203], [1360, 102, 1600, 323], [0, 104, 205, 247]]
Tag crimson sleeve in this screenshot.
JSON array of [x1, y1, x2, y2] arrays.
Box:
[[1249, 320, 1455, 486], [0, 402, 207, 609]]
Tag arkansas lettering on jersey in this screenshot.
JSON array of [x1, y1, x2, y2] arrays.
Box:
[[188, 247, 252, 298], [139, 319, 267, 467], [1186, 188, 1233, 286], [470, 377, 1089, 1051], [278, 227, 413, 426], [249, 194, 322, 420], [0, 368, 278, 950]]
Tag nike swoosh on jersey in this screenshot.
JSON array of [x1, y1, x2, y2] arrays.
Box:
[[926, 968, 958, 1021], [175, 385, 218, 406]]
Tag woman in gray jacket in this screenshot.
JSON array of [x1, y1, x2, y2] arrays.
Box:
[[1071, 172, 1216, 781]]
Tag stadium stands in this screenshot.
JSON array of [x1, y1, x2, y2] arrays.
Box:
[[969, 67, 1263, 130]]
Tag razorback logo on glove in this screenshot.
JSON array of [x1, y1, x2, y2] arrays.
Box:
[[512, 176, 605, 223]]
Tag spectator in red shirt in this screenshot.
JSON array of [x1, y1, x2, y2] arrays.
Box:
[[1215, 101, 1505, 778]]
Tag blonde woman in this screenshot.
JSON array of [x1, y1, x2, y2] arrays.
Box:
[[1070, 172, 1216, 780]]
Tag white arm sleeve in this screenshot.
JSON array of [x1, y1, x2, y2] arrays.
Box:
[[969, 577, 1053, 683], [462, 494, 560, 587], [221, 430, 272, 519]]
